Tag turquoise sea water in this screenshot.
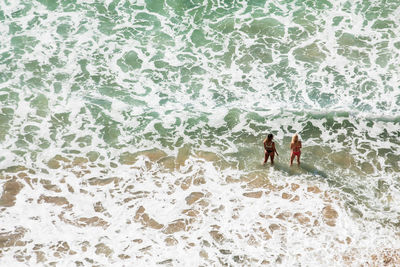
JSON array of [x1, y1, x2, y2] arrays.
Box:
[[0, 0, 399, 265]]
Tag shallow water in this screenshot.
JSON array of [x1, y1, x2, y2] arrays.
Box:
[[0, 0, 400, 266]]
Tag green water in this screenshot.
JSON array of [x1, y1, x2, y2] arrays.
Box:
[[0, 0, 399, 265]]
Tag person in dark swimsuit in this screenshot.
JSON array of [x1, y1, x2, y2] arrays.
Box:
[[290, 134, 302, 166], [262, 134, 279, 165]]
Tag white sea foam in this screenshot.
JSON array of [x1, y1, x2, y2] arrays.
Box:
[[1, 155, 399, 265], [0, 0, 399, 265]]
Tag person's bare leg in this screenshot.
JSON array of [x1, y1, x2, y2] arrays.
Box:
[[263, 153, 269, 165], [297, 154, 301, 166], [270, 153, 275, 165], [290, 153, 295, 166]]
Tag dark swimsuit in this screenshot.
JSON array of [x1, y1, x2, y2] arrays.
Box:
[[265, 142, 274, 154]]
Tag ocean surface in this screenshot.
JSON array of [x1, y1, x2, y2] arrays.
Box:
[[0, 0, 400, 266]]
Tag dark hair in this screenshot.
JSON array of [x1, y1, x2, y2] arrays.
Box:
[[267, 134, 273, 141]]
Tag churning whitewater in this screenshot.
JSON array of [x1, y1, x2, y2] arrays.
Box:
[[0, 0, 399, 266]]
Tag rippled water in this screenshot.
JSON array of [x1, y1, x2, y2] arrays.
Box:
[[0, 0, 400, 266]]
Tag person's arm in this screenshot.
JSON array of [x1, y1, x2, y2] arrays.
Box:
[[263, 139, 267, 151], [273, 142, 278, 156], [299, 141, 302, 149]]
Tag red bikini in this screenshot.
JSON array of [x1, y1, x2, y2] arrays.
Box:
[[292, 151, 301, 156]]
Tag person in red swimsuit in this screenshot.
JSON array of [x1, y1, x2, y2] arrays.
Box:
[[262, 134, 279, 165], [290, 134, 302, 166]]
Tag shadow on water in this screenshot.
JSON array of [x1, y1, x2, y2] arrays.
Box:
[[270, 162, 328, 179], [269, 162, 358, 198], [231, 147, 371, 204]]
